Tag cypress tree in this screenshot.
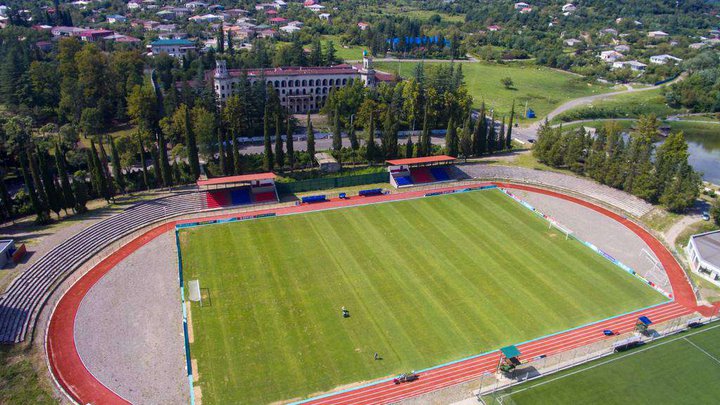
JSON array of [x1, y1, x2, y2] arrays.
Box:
[[185, 106, 201, 180], [445, 117, 457, 157], [97, 140, 116, 199], [90, 140, 111, 202], [306, 112, 315, 159], [487, 113, 496, 154], [274, 114, 284, 169], [365, 112, 377, 162], [55, 143, 76, 213], [0, 170, 12, 218], [419, 106, 430, 157], [263, 106, 274, 171], [157, 130, 173, 187], [497, 117, 506, 151], [383, 110, 399, 159], [332, 106, 342, 152], [349, 126, 359, 151], [217, 127, 227, 175], [20, 151, 49, 224], [28, 148, 48, 210], [506, 102, 514, 150], [38, 149, 62, 218], [405, 136, 414, 158], [71, 171, 89, 213], [231, 131, 241, 175], [217, 25, 225, 54], [109, 136, 126, 194], [151, 146, 162, 188], [136, 131, 150, 190], [286, 116, 294, 169]]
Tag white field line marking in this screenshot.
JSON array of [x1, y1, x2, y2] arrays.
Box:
[[683, 337, 720, 365], [497, 323, 720, 401]]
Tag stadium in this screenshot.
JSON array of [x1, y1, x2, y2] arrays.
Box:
[[3, 160, 719, 405]]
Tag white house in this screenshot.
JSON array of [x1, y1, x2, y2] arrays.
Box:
[[686, 230, 720, 287], [514, 2, 530, 10], [564, 38, 582, 46], [648, 30, 669, 38], [280, 24, 301, 34], [612, 60, 647, 71], [562, 3, 576, 13], [600, 50, 624, 62], [185, 1, 208, 9], [106, 14, 127, 24], [650, 54, 682, 65]]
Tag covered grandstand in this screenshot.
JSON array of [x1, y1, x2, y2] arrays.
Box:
[[197, 173, 279, 209], [387, 155, 457, 188]]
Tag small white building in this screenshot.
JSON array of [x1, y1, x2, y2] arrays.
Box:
[[650, 54, 682, 65], [648, 30, 669, 38], [612, 60, 647, 71], [686, 230, 720, 287], [514, 2, 530, 10], [564, 38, 582, 46], [562, 3, 576, 13], [600, 50, 624, 62]]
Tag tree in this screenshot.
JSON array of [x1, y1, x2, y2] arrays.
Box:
[[383, 109, 399, 159], [217, 25, 225, 54], [79, 108, 102, 138], [55, 143, 76, 213], [157, 130, 173, 187], [712, 199, 720, 226], [309, 38, 323, 66], [506, 102, 515, 150], [445, 117, 458, 157], [20, 151, 50, 224], [286, 116, 294, 169], [325, 41, 337, 65], [217, 127, 227, 175], [231, 131, 242, 175], [419, 106, 431, 157], [90, 140, 111, 202], [109, 136, 126, 194], [365, 111, 378, 162], [0, 170, 12, 219], [473, 103, 487, 155], [38, 149, 63, 218], [459, 121, 473, 160], [184, 105, 201, 180], [263, 106, 274, 171], [71, 171, 89, 213], [405, 136, 414, 158], [332, 106, 342, 152], [274, 114, 285, 169], [501, 77, 514, 89], [306, 112, 316, 159], [656, 131, 701, 212], [136, 131, 150, 190]]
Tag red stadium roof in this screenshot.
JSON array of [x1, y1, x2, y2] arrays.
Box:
[[197, 173, 276, 186], [386, 155, 456, 166]]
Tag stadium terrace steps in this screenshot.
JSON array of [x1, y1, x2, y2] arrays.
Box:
[[230, 188, 253, 205], [430, 167, 451, 181], [458, 164, 654, 217], [394, 175, 413, 187], [206, 191, 229, 209], [253, 191, 277, 203], [0, 192, 205, 344], [410, 167, 434, 183]]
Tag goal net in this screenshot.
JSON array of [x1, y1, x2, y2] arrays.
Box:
[[188, 280, 202, 305]]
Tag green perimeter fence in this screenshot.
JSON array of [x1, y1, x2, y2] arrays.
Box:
[[275, 172, 388, 194]]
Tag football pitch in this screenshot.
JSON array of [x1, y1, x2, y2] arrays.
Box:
[[483, 323, 720, 405], [179, 189, 665, 404]]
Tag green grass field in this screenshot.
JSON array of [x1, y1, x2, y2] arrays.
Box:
[[483, 323, 720, 405], [552, 88, 683, 123], [180, 189, 664, 404], [374, 61, 611, 122]]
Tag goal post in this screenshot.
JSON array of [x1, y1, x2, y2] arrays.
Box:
[[549, 220, 573, 240], [188, 279, 202, 306]]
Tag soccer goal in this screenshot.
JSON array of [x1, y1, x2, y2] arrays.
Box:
[[188, 279, 202, 306], [549, 220, 573, 240]]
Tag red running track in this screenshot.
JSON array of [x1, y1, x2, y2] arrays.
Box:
[[45, 183, 718, 405]]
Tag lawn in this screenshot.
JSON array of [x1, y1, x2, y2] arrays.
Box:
[[552, 88, 683, 123], [321, 35, 366, 61], [375, 61, 611, 122], [180, 189, 665, 404], [483, 323, 720, 405]]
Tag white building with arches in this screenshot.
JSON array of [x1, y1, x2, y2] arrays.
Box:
[[212, 55, 392, 113]]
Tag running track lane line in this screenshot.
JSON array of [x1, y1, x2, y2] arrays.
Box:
[[45, 183, 716, 404]]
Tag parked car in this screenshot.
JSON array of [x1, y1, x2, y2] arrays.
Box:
[[702, 211, 710, 221]]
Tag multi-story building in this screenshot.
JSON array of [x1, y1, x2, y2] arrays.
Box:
[[150, 38, 196, 58], [212, 53, 392, 113]]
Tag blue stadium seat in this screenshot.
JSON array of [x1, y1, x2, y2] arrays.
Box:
[[230, 188, 252, 205], [359, 188, 383, 196], [302, 195, 327, 203], [395, 176, 413, 186], [430, 167, 450, 181]]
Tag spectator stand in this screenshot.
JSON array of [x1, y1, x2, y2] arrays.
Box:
[[386, 155, 457, 188], [197, 173, 279, 210]]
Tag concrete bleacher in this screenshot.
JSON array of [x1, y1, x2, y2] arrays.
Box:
[[0, 192, 205, 344], [457, 164, 654, 217]]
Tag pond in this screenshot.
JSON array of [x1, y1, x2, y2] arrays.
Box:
[[682, 129, 720, 185]]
